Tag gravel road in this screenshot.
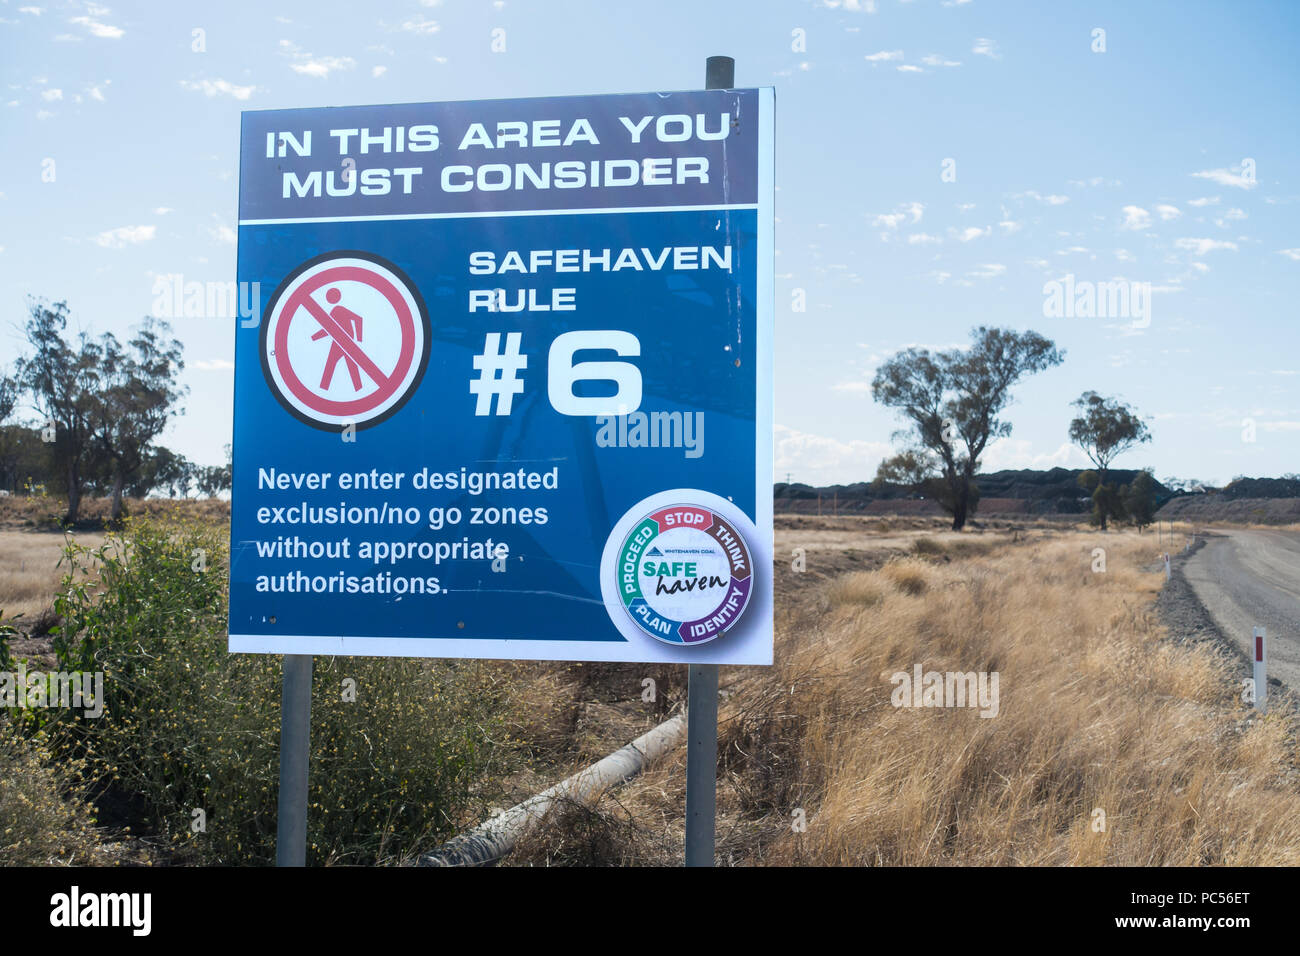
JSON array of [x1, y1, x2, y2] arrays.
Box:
[[1181, 529, 1300, 694]]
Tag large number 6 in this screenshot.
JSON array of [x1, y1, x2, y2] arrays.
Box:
[[547, 330, 642, 416]]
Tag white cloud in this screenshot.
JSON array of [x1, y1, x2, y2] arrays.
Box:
[[1222, 207, 1247, 220], [921, 54, 961, 67], [400, 16, 440, 35], [1155, 204, 1180, 221], [68, 14, 123, 38], [824, 0, 877, 10], [181, 78, 256, 100], [873, 202, 923, 230], [1115, 248, 1134, 261], [290, 56, 356, 78], [954, 226, 990, 242], [1277, 248, 1300, 261], [897, 64, 924, 73], [1175, 237, 1237, 256], [981, 439, 1086, 472], [908, 233, 942, 244], [967, 263, 1006, 279], [864, 50, 903, 63], [87, 84, 105, 101], [773, 423, 891, 487], [279, 40, 356, 78], [40, 88, 62, 101], [93, 224, 156, 248], [372, 65, 387, 78], [1120, 205, 1151, 230], [972, 38, 999, 58], [19, 6, 43, 15], [998, 220, 1022, 233], [1192, 166, 1256, 190], [154, 206, 173, 215], [193, 359, 235, 371], [1018, 190, 1069, 205], [1187, 196, 1219, 207]]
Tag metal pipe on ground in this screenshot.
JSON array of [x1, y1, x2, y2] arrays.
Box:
[[417, 712, 687, 866]]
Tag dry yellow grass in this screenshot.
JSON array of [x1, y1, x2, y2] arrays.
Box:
[[582, 529, 1300, 866], [876, 557, 932, 596], [0, 495, 224, 626], [826, 572, 886, 608], [757, 532, 1300, 864], [0, 530, 104, 622]]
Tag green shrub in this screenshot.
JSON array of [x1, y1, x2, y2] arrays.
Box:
[[0, 609, 16, 669], [50, 515, 511, 865]]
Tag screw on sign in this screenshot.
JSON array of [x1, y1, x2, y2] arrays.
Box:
[[260, 251, 431, 431]]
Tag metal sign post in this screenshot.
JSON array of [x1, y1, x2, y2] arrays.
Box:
[[276, 654, 312, 866], [683, 54, 735, 869]]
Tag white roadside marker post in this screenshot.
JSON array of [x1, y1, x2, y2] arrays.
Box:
[[1163, 552, 1170, 581], [1253, 627, 1267, 714]]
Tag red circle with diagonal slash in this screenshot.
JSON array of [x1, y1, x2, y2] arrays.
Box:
[[259, 251, 430, 431], [275, 266, 415, 416]]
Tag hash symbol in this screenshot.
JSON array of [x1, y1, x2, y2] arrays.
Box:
[[470, 332, 527, 416]]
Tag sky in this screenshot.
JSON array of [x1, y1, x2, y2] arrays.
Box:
[[1, 0, 1297, 487]]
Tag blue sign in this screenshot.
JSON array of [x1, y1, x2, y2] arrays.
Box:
[[229, 89, 773, 664]]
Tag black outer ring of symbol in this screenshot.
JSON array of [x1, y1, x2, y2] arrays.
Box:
[[258, 249, 432, 433]]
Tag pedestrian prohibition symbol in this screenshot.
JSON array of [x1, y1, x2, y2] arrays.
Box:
[[260, 251, 431, 431]]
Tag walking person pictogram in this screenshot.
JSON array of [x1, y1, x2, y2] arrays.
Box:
[[312, 287, 365, 391]]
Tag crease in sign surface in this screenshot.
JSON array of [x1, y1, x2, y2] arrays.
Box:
[[230, 88, 773, 665]]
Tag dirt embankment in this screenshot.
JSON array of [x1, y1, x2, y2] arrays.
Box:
[[1157, 496, 1300, 526]]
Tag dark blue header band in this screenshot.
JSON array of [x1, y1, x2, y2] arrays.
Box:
[[239, 89, 760, 221]]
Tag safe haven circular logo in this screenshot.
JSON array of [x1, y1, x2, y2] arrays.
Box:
[[611, 501, 754, 646]]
